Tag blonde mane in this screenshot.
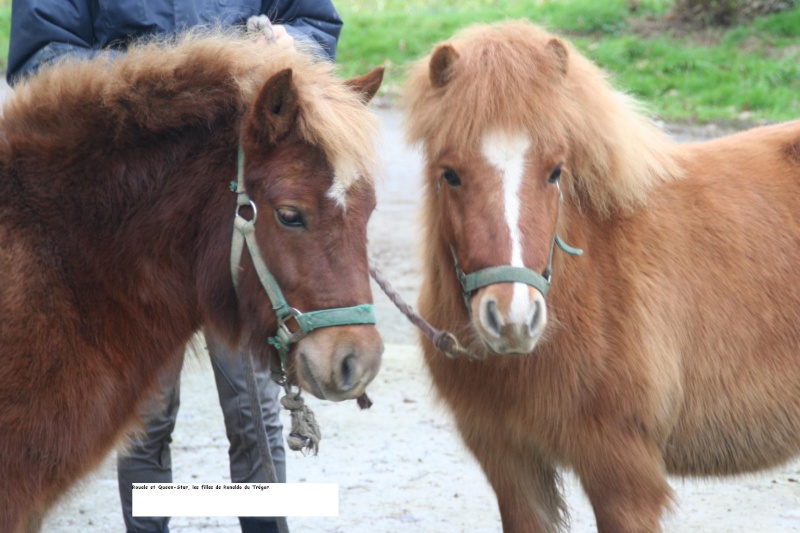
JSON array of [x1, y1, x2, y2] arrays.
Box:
[[2, 29, 377, 190], [402, 20, 683, 215]]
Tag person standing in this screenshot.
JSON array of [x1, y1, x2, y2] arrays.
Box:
[[6, 3, 343, 533]]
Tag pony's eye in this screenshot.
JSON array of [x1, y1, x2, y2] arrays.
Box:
[[442, 167, 461, 187], [275, 207, 305, 228], [548, 164, 563, 184]]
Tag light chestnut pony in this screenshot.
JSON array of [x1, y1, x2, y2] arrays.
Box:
[[403, 20, 800, 532]]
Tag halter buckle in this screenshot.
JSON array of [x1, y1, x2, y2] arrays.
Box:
[[276, 308, 307, 346]]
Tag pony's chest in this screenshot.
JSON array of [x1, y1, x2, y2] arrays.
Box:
[[424, 347, 584, 444]]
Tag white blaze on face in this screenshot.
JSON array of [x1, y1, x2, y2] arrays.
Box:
[[327, 158, 361, 209], [481, 130, 532, 323], [326, 180, 349, 209]]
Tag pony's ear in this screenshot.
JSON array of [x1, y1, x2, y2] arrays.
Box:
[[250, 68, 300, 145], [345, 66, 385, 104], [546, 38, 569, 77], [429, 44, 459, 88]]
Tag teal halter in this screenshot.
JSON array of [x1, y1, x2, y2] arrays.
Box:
[[230, 146, 376, 381], [449, 180, 583, 308]]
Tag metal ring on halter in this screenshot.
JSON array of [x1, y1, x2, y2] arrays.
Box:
[[277, 307, 306, 344], [236, 199, 258, 222]]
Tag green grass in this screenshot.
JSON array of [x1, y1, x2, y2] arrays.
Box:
[[334, 0, 669, 81], [575, 32, 800, 122], [0, 0, 9, 72], [335, 0, 800, 123]]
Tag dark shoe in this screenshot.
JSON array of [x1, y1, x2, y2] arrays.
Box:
[[239, 517, 279, 533]]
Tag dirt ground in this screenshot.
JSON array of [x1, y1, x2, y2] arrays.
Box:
[[39, 108, 800, 532]]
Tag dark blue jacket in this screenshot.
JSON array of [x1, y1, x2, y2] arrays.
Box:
[[7, 0, 342, 85]]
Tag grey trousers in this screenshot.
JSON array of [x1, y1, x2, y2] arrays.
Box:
[[117, 332, 285, 533]]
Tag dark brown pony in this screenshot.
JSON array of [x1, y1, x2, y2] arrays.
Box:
[[403, 20, 800, 532], [0, 32, 384, 532]]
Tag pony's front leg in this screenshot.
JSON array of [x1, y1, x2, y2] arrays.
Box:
[[573, 430, 672, 533], [0, 505, 40, 533], [462, 429, 566, 532], [24, 509, 44, 533], [490, 454, 566, 533]]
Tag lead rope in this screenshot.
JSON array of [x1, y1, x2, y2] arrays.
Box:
[[238, 18, 299, 526], [241, 14, 292, 493], [233, 155, 292, 532], [233, 159, 321, 453], [241, 353, 291, 533], [368, 259, 483, 361]]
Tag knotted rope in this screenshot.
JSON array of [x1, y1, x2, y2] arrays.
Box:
[[274, 375, 370, 456], [280, 390, 322, 454]]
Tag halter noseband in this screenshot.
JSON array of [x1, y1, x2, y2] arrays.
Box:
[[230, 145, 376, 383], [448, 180, 583, 310]]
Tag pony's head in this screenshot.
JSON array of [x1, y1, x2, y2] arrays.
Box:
[[231, 59, 385, 400], [4, 31, 388, 399], [434, 124, 568, 355], [403, 21, 679, 355]]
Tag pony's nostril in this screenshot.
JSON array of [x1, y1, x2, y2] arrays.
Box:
[[529, 301, 542, 333], [339, 353, 357, 391], [484, 299, 502, 337]]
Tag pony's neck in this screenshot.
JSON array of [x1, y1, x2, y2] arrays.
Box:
[[64, 115, 241, 355], [94, 121, 238, 262], [544, 196, 631, 345]]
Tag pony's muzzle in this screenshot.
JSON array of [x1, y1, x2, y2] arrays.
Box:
[[472, 284, 547, 355], [295, 325, 384, 401]]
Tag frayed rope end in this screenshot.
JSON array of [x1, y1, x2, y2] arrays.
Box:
[[281, 390, 321, 455]]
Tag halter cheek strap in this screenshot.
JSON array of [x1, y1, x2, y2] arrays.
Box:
[[230, 145, 376, 382]]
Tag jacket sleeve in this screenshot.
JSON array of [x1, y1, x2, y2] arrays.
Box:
[[6, 0, 106, 86], [267, 0, 343, 61]]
